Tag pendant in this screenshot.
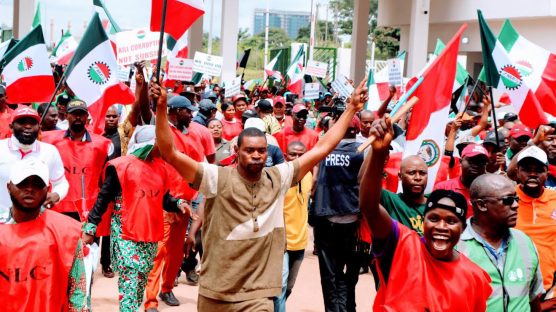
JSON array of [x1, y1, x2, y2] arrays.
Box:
[[253, 218, 260, 232]]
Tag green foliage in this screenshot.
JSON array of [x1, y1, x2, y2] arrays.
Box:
[[296, 21, 336, 47]]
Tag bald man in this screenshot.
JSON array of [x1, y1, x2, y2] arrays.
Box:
[[356, 110, 374, 144], [458, 174, 543, 311], [360, 153, 428, 235]]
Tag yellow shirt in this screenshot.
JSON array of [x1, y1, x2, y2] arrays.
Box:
[[284, 172, 312, 251], [516, 186, 556, 290]]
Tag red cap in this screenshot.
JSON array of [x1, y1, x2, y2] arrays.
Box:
[[12, 107, 40, 123], [274, 96, 285, 105], [509, 124, 532, 139], [462, 143, 489, 158], [292, 104, 308, 114], [232, 93, 247, 103]]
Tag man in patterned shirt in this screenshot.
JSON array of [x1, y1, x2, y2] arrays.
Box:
[[0, 158, 87, 311]]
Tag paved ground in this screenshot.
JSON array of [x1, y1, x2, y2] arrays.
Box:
[[91, 243, 377, 311]]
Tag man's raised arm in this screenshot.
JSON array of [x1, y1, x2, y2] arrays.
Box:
[[295, 79, 367, 181], [152, 80, 199, 183], [359, 117, 395, 241]]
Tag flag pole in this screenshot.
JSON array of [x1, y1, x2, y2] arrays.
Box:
[[489, 86, 501, 147], [389, 76, 424, 116], [155, 0, 169, 81], [40, 73, 68, 124]]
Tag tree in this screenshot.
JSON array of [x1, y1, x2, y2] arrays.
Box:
[[329, 0, 400, 58], [236, 28, 292, 70], [296, 21, 336, 46]]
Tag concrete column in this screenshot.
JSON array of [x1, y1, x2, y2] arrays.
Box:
[[188, 16, 204, 59], [407, 0, 430, 76], [349, 0, 370, 83], [219, 0, 239, 83], [13, 0, 36, 39]]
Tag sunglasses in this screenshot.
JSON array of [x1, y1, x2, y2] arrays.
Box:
[[482, 195, 519, 206]]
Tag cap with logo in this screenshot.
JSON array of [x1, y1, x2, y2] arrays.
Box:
[[424, 189, 468, 225], [168, 96, 198, 111], [517, 146, 548, 167], [9, 158, 49, 186], [12, 107, 41, 123], [67, 100, 88, 114], [509, 124, 532, 139], [461, 143, 490, 159], [273, 96, 285, 106]]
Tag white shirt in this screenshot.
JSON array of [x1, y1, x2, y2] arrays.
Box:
[[0, 136, 69, 214]]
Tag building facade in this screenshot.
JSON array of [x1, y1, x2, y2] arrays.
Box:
[[253, 9, 310, 39]]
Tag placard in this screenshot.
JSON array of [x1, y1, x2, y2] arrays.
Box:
[[167, 58, 193, 81], [224, 76, 242, 98], [331, 75, 354, 99], [117, 66, 131, 82], [304, 82, 320, 100], [193, 52, 223, 76], [115, 28, 166, 66], [388, 58, 403, 86], [305, 60, 328, 78]]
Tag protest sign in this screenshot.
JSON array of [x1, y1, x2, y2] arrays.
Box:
[[305, 60, 328, 78], [193, 52, 223, 76], [115, 28, 166, 66], [224, 76, 242, 98], [167, 58, 193, 81], [331, 75, 354, 99], [388, 58, 403, 86], [117, 66, 131, 82], [304, 82, 320, 100]]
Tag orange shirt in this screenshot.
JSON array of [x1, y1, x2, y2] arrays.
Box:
[[0, 107, 14, 139], [516, 186, 556, 290]]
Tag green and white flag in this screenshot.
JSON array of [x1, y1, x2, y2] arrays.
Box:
[[32, 2, 41, 28], [2, 25, 54, 104], [478, 10, 547, 128], [50, 31, 78, 65], [64, 13, 134, 133]]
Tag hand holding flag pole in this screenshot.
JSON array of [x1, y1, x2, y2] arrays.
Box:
[[357, 96, 420, 153]]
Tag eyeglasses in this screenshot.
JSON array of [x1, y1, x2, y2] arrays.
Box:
[[482, 195, 519, 206]]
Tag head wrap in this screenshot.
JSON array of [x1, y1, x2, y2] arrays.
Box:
[[128, 125, 156, 160]]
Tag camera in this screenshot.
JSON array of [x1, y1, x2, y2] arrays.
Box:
[[318, 96, 346, 119]]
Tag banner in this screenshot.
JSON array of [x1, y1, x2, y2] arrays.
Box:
[[305, 60, 328, 78], [304, 82, 320, 100], [167, 58, 193, 81], [115, 28, 166, 65], [224, 76, 242, 98], [331, 75, 354, 99], [193, 51, 223, 76]]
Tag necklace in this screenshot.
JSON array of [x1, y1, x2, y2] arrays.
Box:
[[248, 183, 260, 232]]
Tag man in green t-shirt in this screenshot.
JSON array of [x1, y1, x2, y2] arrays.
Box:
[[376, 155, 428, 235]]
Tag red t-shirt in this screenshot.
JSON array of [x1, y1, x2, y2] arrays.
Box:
[[188, 121, 216, 157], [274, 126, 319, 154], [433, 177, 472, 217], [220, 118, 243, 141], [373, 221, 491, 311], [0, 108, 14, 139], [275, 115, 293, 129]]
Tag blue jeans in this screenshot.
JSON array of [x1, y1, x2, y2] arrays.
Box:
[[273, 250, 305, 312]]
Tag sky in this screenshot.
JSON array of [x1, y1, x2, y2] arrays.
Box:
[[0, 0, 331, 45]]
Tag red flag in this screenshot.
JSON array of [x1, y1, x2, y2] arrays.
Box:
[[150, 0, 204, 40], [406, 24, 468, 140]]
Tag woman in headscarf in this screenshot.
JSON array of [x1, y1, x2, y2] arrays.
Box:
[[82, 125, 189, 312]]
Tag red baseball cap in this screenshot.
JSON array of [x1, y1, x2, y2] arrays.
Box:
[[273, 96, 285, 106], [292, 104, 308, 114], [232, 93, 247, 103], [12, 107, 41, 123], [509, 124, 532, 139], [461, 143, 489, 159]]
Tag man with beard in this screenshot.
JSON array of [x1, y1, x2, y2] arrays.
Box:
[[0, 107, 68, 218], [154, 78, 368, 311], [514, 146, 556, 300], [434, 143, 489, 215], [458, 174, 543, 311], [359, 116, 492, 311], [41, 100, 112, 221], [274, 104, 319, 154], [37, 103, 59, 132], [0, 158, 86, 311]]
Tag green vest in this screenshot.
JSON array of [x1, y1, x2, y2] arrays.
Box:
[[457, 228, 539, 312]]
